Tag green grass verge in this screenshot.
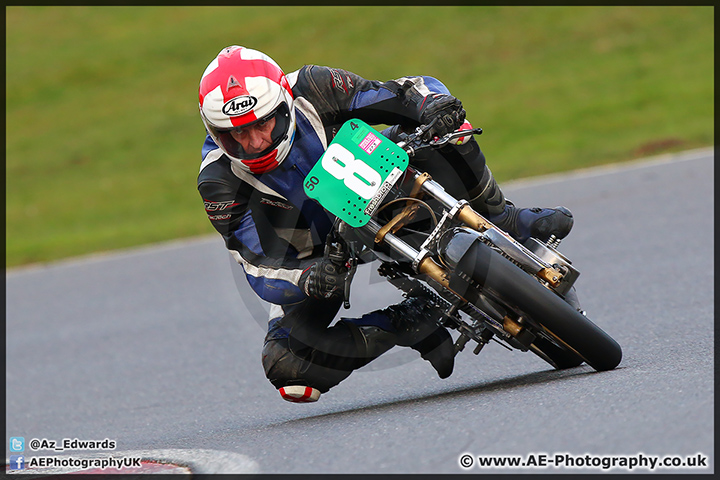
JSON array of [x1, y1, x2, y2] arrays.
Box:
[[5, 6, 713, 267]]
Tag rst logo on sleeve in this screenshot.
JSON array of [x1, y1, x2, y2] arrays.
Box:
[[204, 199, 239, 212], [222, 95, 258, 116]]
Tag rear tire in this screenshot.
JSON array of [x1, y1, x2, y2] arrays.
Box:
[[459, 241, 622, 371]]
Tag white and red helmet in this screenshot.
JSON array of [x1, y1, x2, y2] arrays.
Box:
[[199, 46, 296, 173]]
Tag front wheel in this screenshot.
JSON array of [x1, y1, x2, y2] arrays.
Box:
[[458, 241, 622, 372], [529, 336, 584, 370]]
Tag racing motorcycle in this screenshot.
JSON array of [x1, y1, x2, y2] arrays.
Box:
[[303, 119, 622, 372]]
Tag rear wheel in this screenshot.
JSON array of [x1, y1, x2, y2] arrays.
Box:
[[458, 241, 622, 371]]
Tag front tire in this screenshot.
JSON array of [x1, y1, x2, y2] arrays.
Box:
[[529, 336, 584, 370], [459, 241, 622, 372]]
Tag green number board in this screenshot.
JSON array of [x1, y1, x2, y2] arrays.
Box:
[[304, 119, 409, 227]]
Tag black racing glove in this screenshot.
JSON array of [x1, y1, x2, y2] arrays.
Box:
[[419, 93, 466, 141], [299, 258, 349, 300]]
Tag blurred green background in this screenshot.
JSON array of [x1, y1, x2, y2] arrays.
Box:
[[6, 6, 713, 267]]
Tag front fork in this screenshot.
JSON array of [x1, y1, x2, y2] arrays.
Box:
[[362, 169, 567, 292], [355, 168, 577, 354]]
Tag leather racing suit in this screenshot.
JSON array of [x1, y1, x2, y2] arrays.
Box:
[[197, 65, 492, 393]]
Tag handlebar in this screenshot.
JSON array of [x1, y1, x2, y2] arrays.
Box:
[[430, 126, 484, 147], [396, 122, 483, 157]]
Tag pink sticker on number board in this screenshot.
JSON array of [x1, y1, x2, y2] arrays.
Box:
[[359, 132, 381, 155]]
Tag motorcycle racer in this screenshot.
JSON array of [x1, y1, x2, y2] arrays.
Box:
[[197, 46, 573, 402]]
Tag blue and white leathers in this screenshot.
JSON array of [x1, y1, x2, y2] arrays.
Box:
[[198, 66, 460, 306]]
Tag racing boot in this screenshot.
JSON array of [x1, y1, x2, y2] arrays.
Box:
[[469, 165, 574, 243], [487, 202, 574, 244], [384, 295, 455, 379]]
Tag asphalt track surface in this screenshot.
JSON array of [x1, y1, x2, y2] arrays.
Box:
[[5, 148, 714, 475]]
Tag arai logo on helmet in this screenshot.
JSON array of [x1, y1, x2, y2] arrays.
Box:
[[222, 95, 258, 116]]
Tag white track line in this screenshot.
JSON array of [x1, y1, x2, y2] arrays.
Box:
[[501, 146, 713, 190]]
